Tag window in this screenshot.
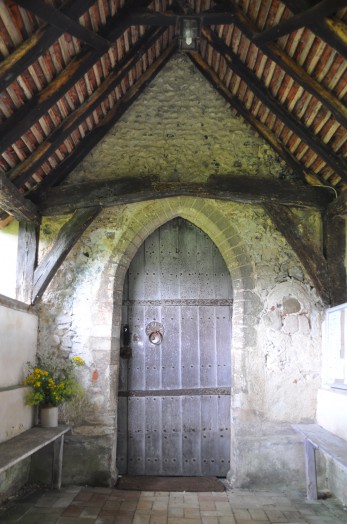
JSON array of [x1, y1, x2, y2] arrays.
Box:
[[323, 302, 347, 390], [0, 220, 18, 299]]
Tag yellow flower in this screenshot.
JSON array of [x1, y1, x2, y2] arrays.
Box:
[[72, 356, 85, 366]]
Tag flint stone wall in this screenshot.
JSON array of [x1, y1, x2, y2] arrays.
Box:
[[37, 198, 323, 488]]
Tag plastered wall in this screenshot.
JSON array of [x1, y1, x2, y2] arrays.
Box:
[[0, 298, 37, 501], [0, 300, 37, 442]]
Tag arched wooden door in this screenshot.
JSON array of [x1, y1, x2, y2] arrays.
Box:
[[117, 218, 232, 476]]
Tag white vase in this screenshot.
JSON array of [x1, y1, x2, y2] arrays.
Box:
[[40, 406, 59, 428]]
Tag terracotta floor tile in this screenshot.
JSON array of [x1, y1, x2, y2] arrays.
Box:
[[199, 501, 216, 511], [2, 486, 347, 524], [95, 517, 115, 524], [201, 517, 219, 524], [137, 500, 153, 510], [61, 505, 83, 517]]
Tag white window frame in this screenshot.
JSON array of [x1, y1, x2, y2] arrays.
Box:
[[323, 302, 347, 390]]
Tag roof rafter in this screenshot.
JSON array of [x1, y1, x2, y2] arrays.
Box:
[[202, 27, 347, 183], [281, 0, 347, 59], [254, 0, 347, 45], [27, 36, 179, 194], [13, 0, 111, 52], [187, 51, 323, 184], [8, 27, 171, 190], [0, 1, 159, 155], [229, 4, 347, 129]]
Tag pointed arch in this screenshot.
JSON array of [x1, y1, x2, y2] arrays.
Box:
[[92, 197, 257, 483]]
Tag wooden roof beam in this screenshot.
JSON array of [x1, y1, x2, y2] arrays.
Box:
[[281, 0, 347, 59], [34, 175, 332, 216], [0, 173, 39, 222], [32, 207, 100, 304], [13, 0, 110, 52], [229, 3, 347, 129], [9, 28, 171, 190], [202, 27, 347, 184], [27, 37, 179, 193], [16, 221, 39, 304], [254, 0, 347, 45], [125, 10, 235, 25]]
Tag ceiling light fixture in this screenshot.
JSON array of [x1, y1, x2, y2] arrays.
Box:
[[179, 17, 200, 51]]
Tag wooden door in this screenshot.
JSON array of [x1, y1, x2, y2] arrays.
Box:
[[117, 218, 232, 476]]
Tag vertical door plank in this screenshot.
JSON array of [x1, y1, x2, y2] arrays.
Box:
[[162, 396, 182, 475], [182, 396, 202, 476], [145, 397, 162, 474], [144, 229, 160, 300], [145, 305, 161, 390], [161, 305, 181, 389], [179, 220, 197, 299], [159, 219, 180, 299], [201, 395, 219, 475], [199, 306, 217, 387], [181, 306, 200, 388], [128, 397, 145, 475]]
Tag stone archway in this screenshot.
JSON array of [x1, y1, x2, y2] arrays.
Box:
[[98, 197, 256, 483]]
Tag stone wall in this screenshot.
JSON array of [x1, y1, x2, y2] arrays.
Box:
[[37, 198, 323, 489], [35, 51, 325, 489], [65, 54, 292, 185]]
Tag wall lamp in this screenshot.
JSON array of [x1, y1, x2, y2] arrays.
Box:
[[179, 16, 200, 51]]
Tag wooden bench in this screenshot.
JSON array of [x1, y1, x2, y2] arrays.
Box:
[[292, 424, 347, 500], [0, 426, 70, 489]]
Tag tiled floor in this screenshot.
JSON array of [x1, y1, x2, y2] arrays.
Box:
[[0, 485, 346, 524]]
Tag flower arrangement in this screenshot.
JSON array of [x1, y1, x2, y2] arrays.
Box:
[[23, 353, 85, 407]]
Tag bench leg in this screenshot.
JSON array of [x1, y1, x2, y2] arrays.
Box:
[[304, 437, 318, 501], [52, 435, 64, 489]]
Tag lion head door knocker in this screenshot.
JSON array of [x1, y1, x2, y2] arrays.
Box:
[[146, 322, 164, 345]]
